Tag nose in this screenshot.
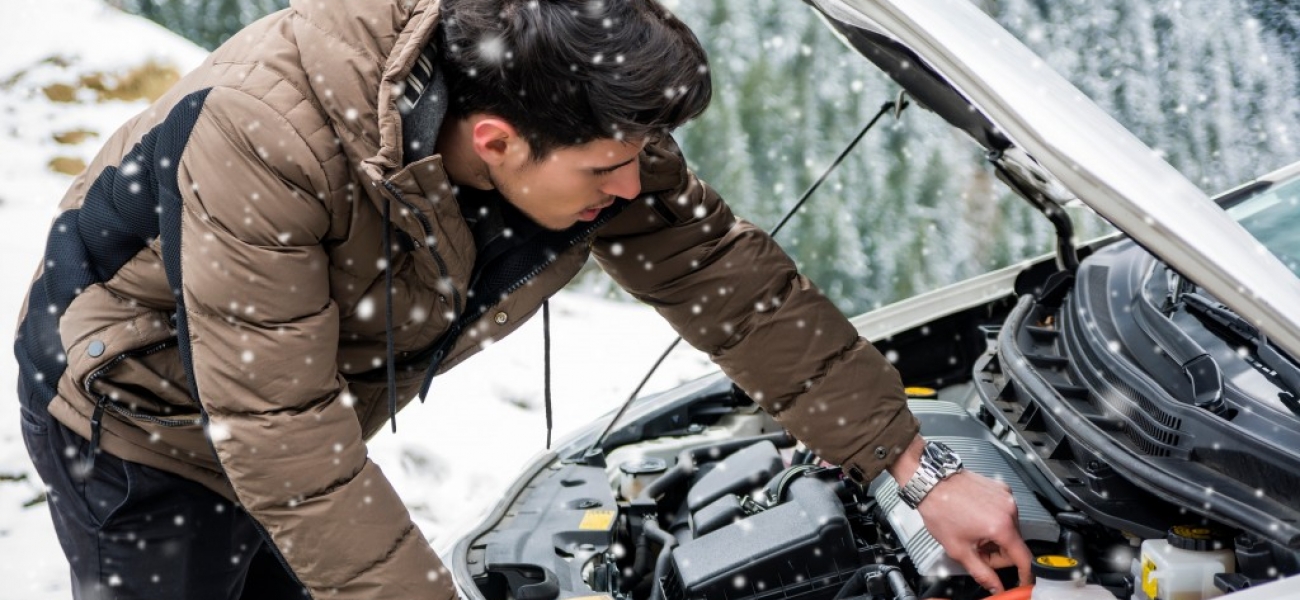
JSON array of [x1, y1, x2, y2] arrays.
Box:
[[601, 160, 642, 200]]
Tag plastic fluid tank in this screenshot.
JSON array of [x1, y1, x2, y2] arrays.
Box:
[[618, 457, 668, 500], [1030, 555, 1114, 599], [1134, 526, 1235, 600]]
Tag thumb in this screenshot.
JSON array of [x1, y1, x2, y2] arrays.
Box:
[[957, 551, 1005, 595]]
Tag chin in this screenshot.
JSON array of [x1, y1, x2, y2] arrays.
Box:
[[539, 218, 575, 232]]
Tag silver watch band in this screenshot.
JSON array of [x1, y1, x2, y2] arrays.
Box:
[[898, 441, 962, 509], [899, 463, 941, 508]]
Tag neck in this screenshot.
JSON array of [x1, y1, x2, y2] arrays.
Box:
[[435, 117, 492, 190]]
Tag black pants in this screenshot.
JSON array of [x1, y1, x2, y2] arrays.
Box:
[[20, 404, 307, 600]]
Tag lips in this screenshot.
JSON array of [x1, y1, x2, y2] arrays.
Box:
[[588, 198, 616, 212], [577, 198, 617, 221]]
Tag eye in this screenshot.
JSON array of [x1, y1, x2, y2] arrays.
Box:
[[592, 156, 639, 176]]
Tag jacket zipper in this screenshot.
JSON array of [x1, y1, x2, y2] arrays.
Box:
[[96, 401, 204, 427], [447, 203, 625, 347], [415, 198, 628, 399], [493, 207, 621, 309], [81, 338, 195, 473], [83, 339, 200, 426], [82, 339, 178, 396]]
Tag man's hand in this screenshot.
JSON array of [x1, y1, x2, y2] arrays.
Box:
[[917, 470, 1033, 593], [888, 436, 1033, 593]]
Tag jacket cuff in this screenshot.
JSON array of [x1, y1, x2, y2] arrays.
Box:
[[840, 408, 920, 483]]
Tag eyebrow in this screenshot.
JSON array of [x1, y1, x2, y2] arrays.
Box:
[[592, 155, 638, 174]]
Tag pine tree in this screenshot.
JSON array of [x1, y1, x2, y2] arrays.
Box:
[[108, 0, 289, 49]]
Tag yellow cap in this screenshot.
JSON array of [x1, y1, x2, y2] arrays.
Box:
[[1032, 555, 1084, 581]]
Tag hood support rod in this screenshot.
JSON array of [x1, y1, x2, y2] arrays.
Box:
[[575, 95, 910, 465], [990, 150, 1080, 273]]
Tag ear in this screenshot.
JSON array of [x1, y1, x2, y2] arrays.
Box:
[[469, 116, 527, 166]]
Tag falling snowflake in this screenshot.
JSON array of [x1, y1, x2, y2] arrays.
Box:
[[479, 35, 507, 64], [356, 297, 376, 320]]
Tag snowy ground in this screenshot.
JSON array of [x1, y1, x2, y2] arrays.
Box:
[[0, 1, 712, 596]]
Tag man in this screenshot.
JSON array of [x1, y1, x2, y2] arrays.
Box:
[[14, 0, 1031, 598]]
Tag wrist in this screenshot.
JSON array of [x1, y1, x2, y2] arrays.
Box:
[[893, 438, 964, 509], [887, 435, 926, 484]]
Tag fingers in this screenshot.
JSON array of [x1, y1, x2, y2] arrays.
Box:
[[992, 492, 1033, 586], [956, 549, 1005, 595], [1004, 535, 1035, 586], [917, 470, 1032, 593], [979, 534, 1035, 585]]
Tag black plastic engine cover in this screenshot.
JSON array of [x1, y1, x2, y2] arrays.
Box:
[[686, 440, 784, 511], [666, 477, 859, 600], [692, 495, 745, 537], [469, 464, 618, 599]]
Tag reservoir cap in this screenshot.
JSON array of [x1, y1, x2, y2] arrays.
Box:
[[1032, 555, 1084, 582], [1167, 525, 1232, 552], [619, 457, 668, 476]]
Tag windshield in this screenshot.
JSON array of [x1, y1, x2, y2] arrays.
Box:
[[1226, 176, 1300, 277]]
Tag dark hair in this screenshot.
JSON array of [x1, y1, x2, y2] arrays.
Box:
[[438, 0, 712, 158]]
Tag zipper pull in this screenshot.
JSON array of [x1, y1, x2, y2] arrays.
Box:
[[82, 396, 108, 476]]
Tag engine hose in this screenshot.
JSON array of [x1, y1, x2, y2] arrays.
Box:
[[643, 518, 678, 600], [1061, 528, 1087, 562], [765, 463, 820, 505], [885, 567, 917, 600], [833, 565, 917, 600], [627, 528, 651, 589], [636, 431, 794, 502], [984, 586, 1033, 600]]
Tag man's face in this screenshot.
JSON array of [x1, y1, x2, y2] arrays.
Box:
[[488, 136, 646, 231]]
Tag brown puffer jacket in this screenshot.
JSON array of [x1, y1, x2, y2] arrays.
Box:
[[13, 0, 918, 596]]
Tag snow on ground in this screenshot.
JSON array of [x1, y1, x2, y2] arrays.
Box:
[[0, 1, 712, 596]]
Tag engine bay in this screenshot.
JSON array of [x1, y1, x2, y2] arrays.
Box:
[[463, 387, 1297, 600], [460, 240, 1300, 600]]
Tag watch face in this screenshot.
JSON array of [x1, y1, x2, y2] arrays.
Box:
[[923, 441, 963, 472], [900, 441, 965, 509]]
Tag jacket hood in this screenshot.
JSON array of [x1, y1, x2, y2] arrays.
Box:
[[290, 0, 440, 179]]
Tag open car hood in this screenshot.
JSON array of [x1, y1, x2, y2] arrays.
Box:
[[808, 0, 1300, 360]]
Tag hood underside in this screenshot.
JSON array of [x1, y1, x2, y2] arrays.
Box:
[[807, 0, 1300, 360]]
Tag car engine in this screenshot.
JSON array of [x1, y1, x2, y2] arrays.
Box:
[[463, 375, 1300, 600]]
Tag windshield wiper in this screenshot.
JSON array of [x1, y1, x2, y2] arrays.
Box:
[[1181, 292, 1300, 416]]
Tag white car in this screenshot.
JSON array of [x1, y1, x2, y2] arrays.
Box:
[[446, 1, 1300, 599]]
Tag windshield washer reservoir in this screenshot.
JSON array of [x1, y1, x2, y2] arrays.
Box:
[[1133, 526, 1235, 600]]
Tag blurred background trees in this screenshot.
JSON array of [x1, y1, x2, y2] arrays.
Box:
[[106, 0, 286, 49]]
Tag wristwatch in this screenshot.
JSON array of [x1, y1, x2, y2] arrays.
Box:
[[897, 440, 963, 509]]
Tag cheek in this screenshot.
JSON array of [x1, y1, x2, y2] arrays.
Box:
[[547, 181, 591, 208]]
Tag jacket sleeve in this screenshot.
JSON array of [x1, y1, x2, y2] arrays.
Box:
[[167, 87, 451, 598], [593, 137, 919, 481]]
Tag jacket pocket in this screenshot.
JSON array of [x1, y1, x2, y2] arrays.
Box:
[[84, 338, 203, 428]]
